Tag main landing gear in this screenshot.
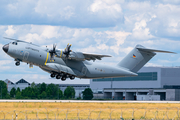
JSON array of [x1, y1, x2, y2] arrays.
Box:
[[50, 72, 75, 81], [50, 74, 55, 78]]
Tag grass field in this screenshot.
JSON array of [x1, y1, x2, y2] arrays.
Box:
[[0, 102, 180, 119]]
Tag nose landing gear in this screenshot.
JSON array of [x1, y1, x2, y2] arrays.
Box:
[[15, 61, 20, 66]]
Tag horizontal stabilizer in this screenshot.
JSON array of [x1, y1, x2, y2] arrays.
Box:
[[137, 46, 176, 54]]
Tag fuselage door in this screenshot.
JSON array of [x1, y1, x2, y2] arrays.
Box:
[[81, 67, 87, 75], [23, 51, 29, 61]]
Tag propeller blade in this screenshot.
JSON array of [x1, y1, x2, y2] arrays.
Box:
[[49, 43, 57, 61], [53, 43, 56, 51], [63, 44, 72, 57]]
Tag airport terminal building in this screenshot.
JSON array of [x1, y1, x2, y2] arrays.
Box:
[[90, 67, 180, 101]]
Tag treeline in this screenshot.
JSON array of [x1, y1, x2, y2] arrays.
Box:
[[0, 81, 75, 99], [0, 80, 93, 100]]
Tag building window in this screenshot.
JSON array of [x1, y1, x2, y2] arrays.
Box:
[[92, 72, 158, 82]]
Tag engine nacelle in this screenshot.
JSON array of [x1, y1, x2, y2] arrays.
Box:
[[68, 52, 85, 61]]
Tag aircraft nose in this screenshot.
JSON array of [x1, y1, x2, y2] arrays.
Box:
[[2, 44, 9, 53]]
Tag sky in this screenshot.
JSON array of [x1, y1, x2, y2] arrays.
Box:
[[0, 0, 180, 84]]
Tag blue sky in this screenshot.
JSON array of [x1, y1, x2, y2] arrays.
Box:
[[0, 0, 180, 84]]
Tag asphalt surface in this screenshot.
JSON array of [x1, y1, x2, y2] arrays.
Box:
[[0, 100, 180, 103]]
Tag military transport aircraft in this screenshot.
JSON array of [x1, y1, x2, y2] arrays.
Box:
[[2, 37, 175, 81]]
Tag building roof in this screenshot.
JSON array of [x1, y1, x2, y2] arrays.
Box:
[[4, 79, 14, 84], [16, 79, 30, 85]]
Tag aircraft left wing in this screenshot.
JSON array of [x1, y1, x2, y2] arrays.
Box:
[[67, 52, 111, 61], [82, 53, 111, 61], [56, 51, 111, 61]]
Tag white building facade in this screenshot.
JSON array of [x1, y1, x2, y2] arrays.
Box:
[[4, 79, 30, 92], [90, 67, 180, 101]]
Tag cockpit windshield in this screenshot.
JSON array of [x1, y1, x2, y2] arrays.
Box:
[[12, 42, 18, 45]]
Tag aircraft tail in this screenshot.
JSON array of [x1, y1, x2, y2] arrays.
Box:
[[117, 45, 175, 73]]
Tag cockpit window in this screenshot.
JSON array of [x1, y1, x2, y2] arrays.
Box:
[[12, 42, 18, 45]]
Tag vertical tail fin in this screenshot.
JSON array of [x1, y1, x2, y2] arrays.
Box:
[[117, 45, 175, 73]]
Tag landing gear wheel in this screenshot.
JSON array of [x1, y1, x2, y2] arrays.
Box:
[[15, 62, 20, 66], [50, 74, 55, 78], [56, 75, 61, 79], [70, 75, 75, 80], [61, 75, 66, 81]]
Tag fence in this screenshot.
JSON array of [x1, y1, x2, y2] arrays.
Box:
[[0, 107, 180, 120]]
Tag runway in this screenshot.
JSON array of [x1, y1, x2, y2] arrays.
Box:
[[0, 100, 180, 103]]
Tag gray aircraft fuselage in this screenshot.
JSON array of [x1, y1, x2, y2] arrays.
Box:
[[2, 41, 138, 80]]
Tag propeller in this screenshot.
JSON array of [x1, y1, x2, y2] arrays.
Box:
[[49, 44, 57, 61], [63, 44, 72, 57]]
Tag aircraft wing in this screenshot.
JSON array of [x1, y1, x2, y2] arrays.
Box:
[[82, 53, 111, 61], [57, 51, 111, 61]]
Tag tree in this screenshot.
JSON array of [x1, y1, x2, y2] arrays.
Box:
[[58, 89, 63, 99], [82, 88, 93, 100], [15, 91, 22, 99], [16, 87, 21, 94], [46, 83, 59, 99], [40, 82, 46, 94], [46, 87, 52, 98], [0, 80, 8, 99], [21, 87, 30, 99], [10, 87, 16, 98], [64, 86, 75, 99], [31, 82, 36, 88], [39, 91, 47, 99]]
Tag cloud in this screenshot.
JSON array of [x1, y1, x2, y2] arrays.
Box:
[[0, 60, 13, 71], [5, 25, 16, 36], [34, 0, 75, 20], [0, 0, 180, 84], [126, 1, 151, 12], [89, 0, 122, 15], [0, 0, 124, 28], [131, 20, 154, 40]]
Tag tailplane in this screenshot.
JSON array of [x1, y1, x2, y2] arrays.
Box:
[[117, 45, 175, 73]]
